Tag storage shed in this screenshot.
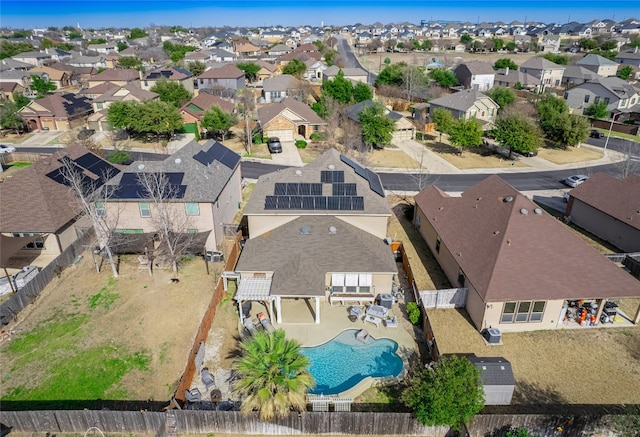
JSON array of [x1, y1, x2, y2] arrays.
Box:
[[468, 356, 515, 405]]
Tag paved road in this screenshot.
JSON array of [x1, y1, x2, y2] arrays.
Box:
[[335, 34, 377, 85], [584, 135, 640, 161]]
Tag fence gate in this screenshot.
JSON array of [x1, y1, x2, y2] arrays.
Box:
[[222, 224, 242, 239], [419, 288, 467, 309]]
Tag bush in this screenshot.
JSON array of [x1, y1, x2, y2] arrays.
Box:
[[107, 149, 132, 164], [403, 203, 414, 220], [295, 139, 307, 149], [406, 302, 421, 325], [310, 132, 325, 141], [253, 134, 264, 144]]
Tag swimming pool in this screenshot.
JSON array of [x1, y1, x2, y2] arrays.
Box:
[[301, 329, 403, 395]]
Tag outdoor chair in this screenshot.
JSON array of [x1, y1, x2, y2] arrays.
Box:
[[201, 368, 216, 390], [185, 388, 202, 402], [356, 329, 370, 343], [349, 306, 364, 319], [385, 316, 398, 328], [243, 317, 255, 336]]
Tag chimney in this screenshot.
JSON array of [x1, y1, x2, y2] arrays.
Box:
[[505, 67, 510, 75]]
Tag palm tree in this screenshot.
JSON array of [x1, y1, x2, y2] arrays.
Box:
[[232, 329, 315, 421]]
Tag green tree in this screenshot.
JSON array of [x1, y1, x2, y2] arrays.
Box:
[[486, 87, 515, 111], [117, 56, 144, 70], [432, 108, 455, 140], [448, 118, 483, 154], [282, 59, 307, 79], [129, 28, 148, 39], [88, 38, 107, 45], [493, 58, 518, 71], [67, 30, 82, 39], [232, 329, 314, 421], [30, 75, 57, 96], [376, 62, 405, 86], [0, 40, 35, 59], [359, 103, 395, 149], [323, 70, 354, 103], [106, 149, 132, 164], [630, 38, 640, 49], [162, 41, 197, 63], [421, 39, 432, 50], [505, 41, 517, 52], [41, 38, 55, 49], [10, 30, 32, 38], [460, 34, 473, 45], [323, 49, 338, 66], [600, 40, 617, 51], [107, 101, 137, 130], [236, 62, 261, 81], [579, 38, 598, 50], [402, 355, 484, 430], [429, 68, 458, 87], [117, 41, 129, 52], [492, 38, 505, 51], [150, 80, 191, 107], [506, 427, 540, 437], [186, 61, 206, 77], [353, 82, 373, 103], [0, 101, 26, 133], [587, 49, 618, 61], [129, 100, 183, 139], [542, 53, 569, 65], [13, 93, 31, 109], [617, 65, 633, 80], [201, 106, 238, 140], [557, 113, 590, 147], [584, 101, 609, 120], [494, 113, 543, 158]]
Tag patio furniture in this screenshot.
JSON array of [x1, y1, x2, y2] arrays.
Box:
[[185, 388, 202, 402], [349, 306, 364, 319], [243, 317, 255, 336], [364, 315, 381, 327], [367, 304, 388, 319], [210, 388, 222, 402], [201, 368, 216, 390], [258, 312, 275, 333], [356, 329, 370, 343], [385, 316, 398, 328]]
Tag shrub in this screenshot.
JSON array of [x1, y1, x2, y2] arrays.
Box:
[[107, 149, 132, 164], [295, 139, 307, 149], [406, 302, 421, 325], [252, 134, 264, 144], [310, 132, 325, 141]]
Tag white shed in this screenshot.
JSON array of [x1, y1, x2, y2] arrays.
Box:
[[468, 356, 515, 405]]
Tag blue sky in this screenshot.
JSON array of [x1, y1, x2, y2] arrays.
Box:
[[1, 1, 637, 29]]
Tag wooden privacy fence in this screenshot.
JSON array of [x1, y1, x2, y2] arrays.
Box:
[[392, 241, 420, 303], [0, 410, 627, 436], [173, 233, 243, 404], [0, 228, 95, 326], [419, 288, 468, 309]]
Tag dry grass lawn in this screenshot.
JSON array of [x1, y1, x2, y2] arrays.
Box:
[[423, 139, 529, 169], [537, 144, 603, 165]]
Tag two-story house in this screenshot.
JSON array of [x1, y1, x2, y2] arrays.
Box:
[[197, 64, 245, 93], [519, 57, 565, 91], [453, 61, 495, 92], [563, 76, 640, 119], [576, 54, 619, 77], [262, 74, 303, 103], [141, 66, 194, 94]]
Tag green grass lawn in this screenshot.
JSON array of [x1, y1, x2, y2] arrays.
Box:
[[593, 128, 640, 142]]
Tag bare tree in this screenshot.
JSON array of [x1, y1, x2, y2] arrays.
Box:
[[339, 117, 365, 152], [402, 65, 427, 102], [615, 140, 639, 179], [136, 172, 200, 275], [238, 88, 256, 154], [58, 156, 121, 277]]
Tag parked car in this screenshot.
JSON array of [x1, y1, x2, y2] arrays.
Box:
[[267, 137, 282, 154], [0, 144, 17, 154], [519, 150, 538, 157], [565, 174, 589, 188], [77, 129, 95, 140], [590, 129, 604, 139], [568, 47, 580, 53]]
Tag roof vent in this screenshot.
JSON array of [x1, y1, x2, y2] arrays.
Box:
[[534, 208, 542, 215], [295, 169, 302, 176], [175, 158, 181, 164], [300, 226, 311, 235], [328, 164, 335, 170], [520, 208, 528, 215], [138, 164, 145, 170], [328, 226, 337, 234], [503, 196, 514, 203]]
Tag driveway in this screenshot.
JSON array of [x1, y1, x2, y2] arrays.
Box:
[[269, 140, 303, 167], [19, 130, 65, 147]]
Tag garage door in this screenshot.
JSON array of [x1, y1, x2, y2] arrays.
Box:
[[393, 129, 414, 141], [266, 129, 294, 142]]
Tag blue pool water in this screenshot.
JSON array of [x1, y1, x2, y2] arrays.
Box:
[[301, 329, 403, 395]]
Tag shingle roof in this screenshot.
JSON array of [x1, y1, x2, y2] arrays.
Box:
[[413, 175, 640, 302], [454, 61, 495, 75], [577, 54, 619, 67], [244, 148, 391, 216], [198, 64, 244, 79], [468, 357, 515, 386], [262, 74, 301, 91], [105, 140, 239, 203], [93, 84, 158, 103], [0, 146, 116, 232], [257, 98, 325, 126], [588, 76, 639, 99], [323, 66, 368, 77], [90, 68, 140, 82], [20, 93, 92, 118], [520, 57, 565, 70], [569, 172, 640, 231], [235, 215, 397, 297], [181, 93, 235, 115], [561, 65, 600, 81], [428, 89, 495, 112]]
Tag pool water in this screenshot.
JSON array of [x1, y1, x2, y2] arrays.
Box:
[[301, 329, 403, 395]]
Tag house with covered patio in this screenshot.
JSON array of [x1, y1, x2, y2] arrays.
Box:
[[233, 149, 398, 325], [413, 175, 640, 333]]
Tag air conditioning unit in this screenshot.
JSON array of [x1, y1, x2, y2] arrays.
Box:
[[483, 328, 502, 344]]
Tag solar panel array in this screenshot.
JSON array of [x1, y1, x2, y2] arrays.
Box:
[[274, 182, 323, 196], [193, 142, 241, 170], [340, 154, 386, 197], [320, 170, 345, 183], [110, 172, 187, 199], [332, 183, 357, 196], [265, 195, 364, 210], [45, 153, 121, 189]]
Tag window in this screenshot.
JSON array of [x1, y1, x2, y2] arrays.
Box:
[[187, 229, 198, 234], [435, 237, 441, 253], [594, 96, 600, 103], [358, 273, 372, 294], [96, 102, 103, 109], [584, 95, 590, 103], [185, 203, 200, 216], [139, 202, 151, 217], [114, 229, 143, 234], [470, 109, 477, 118], [345, 273, 358, 293], [215, 197, 220, 209], [12, 232, 45, 250], [95, 202, 106, 217], [488, 108, 494, 117], [331, 273, 372, 294], [619, 99, 627, 108], [501, 300, 546, 323], [604, 97, 610, 104], [631, 98, 637, 105]]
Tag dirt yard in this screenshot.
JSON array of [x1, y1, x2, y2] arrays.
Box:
[[422, 137, 529, 169], [537, 144, 604, 165]]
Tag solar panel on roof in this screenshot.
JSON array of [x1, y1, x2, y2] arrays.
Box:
[[111, 172, 187, 199], [311, 183, 322, 195], [314, 196, 327, 210], [352, 196, 364, 210], [333, 171, 344, 183], [299, 183, 311, 196], [321, 170, 332, 183], [193, 142, 239, 169], [74, 153, 119, 181], [286, 182, 299, 195], [339, 196, 352, 210], [345, 183, 357, 196], [274, 183, 287, 195], [276, 195, 290, 209], [301, 196, 314, 210], [290, 196, 303, 209], [340, 155, 367, 178], [366, 169, 385, 197], [265, 195, 277, 209], [327, 196, 340, 210], [332, 183, 344, 196]]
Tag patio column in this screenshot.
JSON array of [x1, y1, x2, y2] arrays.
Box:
[[594, 299, 605, 326], [269, 299, 275, 324], [275, 296, 282, 324], [315, 297, 320, 324], [634, 304, 640, 325]]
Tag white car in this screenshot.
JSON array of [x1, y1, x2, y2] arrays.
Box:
[[0, 144, 17, 154], [565, 175, 589, 188]]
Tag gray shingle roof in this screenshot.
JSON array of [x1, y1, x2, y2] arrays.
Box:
[[428, 89, 493, 112], [257, 97, 325, 126], [454, 61, 495, 75], [468, 357, 515, 386], [235, 215, 397, 297], [520, 57, 565, 70], [577, 54, 619, 67], [262, 74, 301, 92]]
